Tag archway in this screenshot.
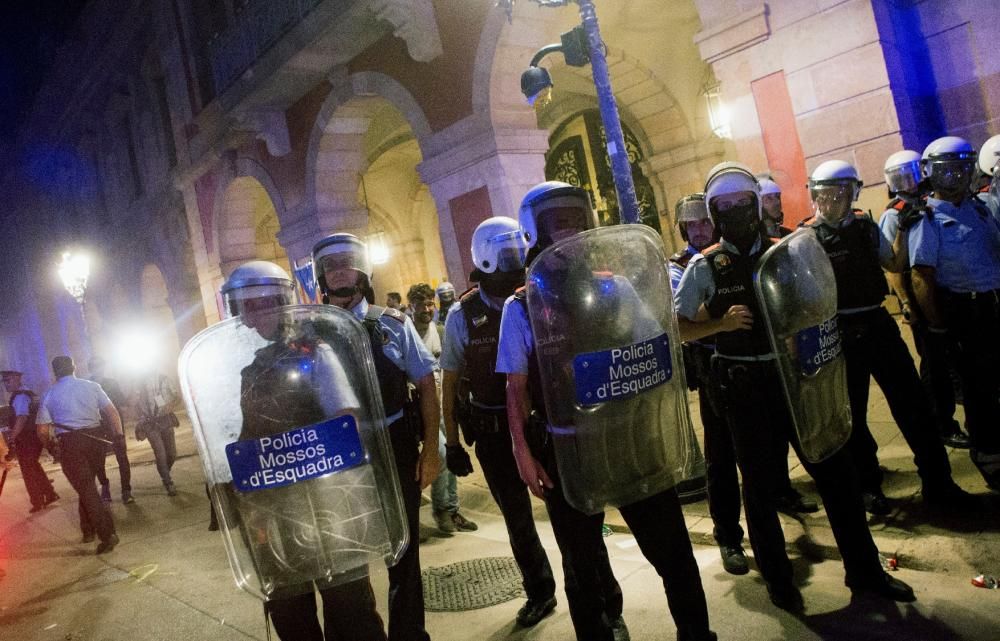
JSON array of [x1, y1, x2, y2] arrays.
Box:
[[308, 75, 445, 301], [217, 175, 289, 277]]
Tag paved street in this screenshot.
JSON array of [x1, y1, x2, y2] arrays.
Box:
[[2, 324, 1000, 640]]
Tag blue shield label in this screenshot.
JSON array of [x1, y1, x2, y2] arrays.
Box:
[[573, 333, 672, 407], [796, 317, 842, 376], [226, 415, 366, 493]]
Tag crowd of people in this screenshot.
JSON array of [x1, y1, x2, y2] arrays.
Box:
[[3, 132, 998, 641]]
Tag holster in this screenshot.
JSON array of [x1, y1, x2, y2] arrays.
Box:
[[461, 406, 507, 446], [709, 354, 757, 413], [686, 343, 723, 416], [524, 411, 551, 463], [403, 384, 425, 445]]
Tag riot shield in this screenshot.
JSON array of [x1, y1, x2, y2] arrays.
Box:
[[526, 225, 702, 514], [753, 228, 852, 463], [179, 305, 408, 600]]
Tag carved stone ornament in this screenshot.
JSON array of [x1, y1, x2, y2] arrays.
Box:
[[371, 0, 444, 62]]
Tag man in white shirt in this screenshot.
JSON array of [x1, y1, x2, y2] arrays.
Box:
[[36, 356, 124, 554]]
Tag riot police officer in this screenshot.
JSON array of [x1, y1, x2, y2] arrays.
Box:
[[910, 136, 1000, 491], [312, 233, 440, 641], [880, 151, 969, 449], [498, 181, 715, 641], [758, 177, 792, 238], [676, 162, 913, 612], [440, 216, 558, 627], [219, 260, 389, 641], [801, 160, 976, 514], [671, 194, 747, 574]]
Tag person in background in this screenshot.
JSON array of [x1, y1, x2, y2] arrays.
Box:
[[135, 370, 180, 496], [407, 283, 478, 536], [89, 357, 134, 504], [2, 369, 59, 512]]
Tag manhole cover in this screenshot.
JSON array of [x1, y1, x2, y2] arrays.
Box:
[[422, 556, 524, 611]]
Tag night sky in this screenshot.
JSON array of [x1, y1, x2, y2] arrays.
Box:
[[0, 0, 87, 168]]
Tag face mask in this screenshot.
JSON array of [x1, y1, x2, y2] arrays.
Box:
[[716, 203, 760, 252], [481, 271, 524, 298]]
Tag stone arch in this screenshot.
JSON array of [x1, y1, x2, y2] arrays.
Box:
[[214, 160, 288, 277], [304, 71, 433, 233], [302, 72, 445, 298]]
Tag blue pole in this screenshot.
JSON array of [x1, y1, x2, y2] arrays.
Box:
[[576, 0, 640, 225]]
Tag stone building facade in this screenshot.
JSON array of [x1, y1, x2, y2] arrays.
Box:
[[1, 0, 996, 391]]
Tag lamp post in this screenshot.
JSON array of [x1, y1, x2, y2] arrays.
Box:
[[514, 0, 640, 225], [58, 251, 92, 357]]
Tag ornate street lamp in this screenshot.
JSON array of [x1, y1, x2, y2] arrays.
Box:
[[506, 0, 641, 225]]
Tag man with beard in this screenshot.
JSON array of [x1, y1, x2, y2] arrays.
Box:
[[312, 233, 440, 641], [406, 282, 477, 535], [675, 162, 914, 612], [758, 177, 792, 238], [440, 216, 557, 627], [800, 160, 976, 515], [910, 136, 1000, 491]]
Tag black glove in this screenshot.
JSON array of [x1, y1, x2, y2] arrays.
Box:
[[446, 444, 474, 477], [897, 205, 926, 231]]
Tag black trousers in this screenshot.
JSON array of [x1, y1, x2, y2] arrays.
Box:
[[386, 419, 429, 641], [268, 575, 387, 641], [943, 290, 1000, 480], [910, 318, 960, 433], [59, 428, 115, 542], [15, 432, 56, 508], [535, 432, 711, 640], [95, 433, 132, 493], [714, 359, 883, 589], [473, 423, 556, 603], [841, 308, 954, 492], [698, 386, 744, 548]]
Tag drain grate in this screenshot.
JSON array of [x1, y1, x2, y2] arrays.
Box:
[[422, 556, 525, 612]]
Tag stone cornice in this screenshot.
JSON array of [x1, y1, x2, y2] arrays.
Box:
[[694, 4, 770, 65]]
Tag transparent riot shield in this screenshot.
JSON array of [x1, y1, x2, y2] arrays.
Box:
[[753, 228, 852, 463], [179, 305, 408, 600], [526, 225, 702, 515]]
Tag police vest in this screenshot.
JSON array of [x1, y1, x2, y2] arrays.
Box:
[[363, 305, 410, 420], [703, 238, 773, 357], [802, 211, 888, 310], [239, 342, 327, 440], [513, 289, 547, 418], [459, 287, 507, 408]]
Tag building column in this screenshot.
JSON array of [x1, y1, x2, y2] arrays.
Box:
[[418, 118, 550, 292]]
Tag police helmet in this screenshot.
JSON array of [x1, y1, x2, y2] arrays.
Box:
[[979, 135, 1000, 177], [884, 150, 922, 196], [758, 177, 781, 196], [704, 162, 761, 222], [221, 260, 295, 318], [921, 136, 977, 194], [471, 216, 529, 275], [311, 233, 372, 298], [433, 282, 454, 305], [517, 181, 595, 249]]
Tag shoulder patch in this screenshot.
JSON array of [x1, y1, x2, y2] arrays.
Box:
[[712, 253, 732, 270], [459, 286, 480, 305], [381, 306, 406, 323]]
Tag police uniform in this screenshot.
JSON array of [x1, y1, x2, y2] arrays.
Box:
[[879, 202, 963, 442], [675, 235, 890, 599], [37, 375, 117, 546], [802, 211, 961, 503], [670, 247, 744, 551], [7, 387, 58, 511], [440, 287, 556, 607], [909, 195, 1000, 488], [352, 298, 437, 641], [497, 291, 713, 641]]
